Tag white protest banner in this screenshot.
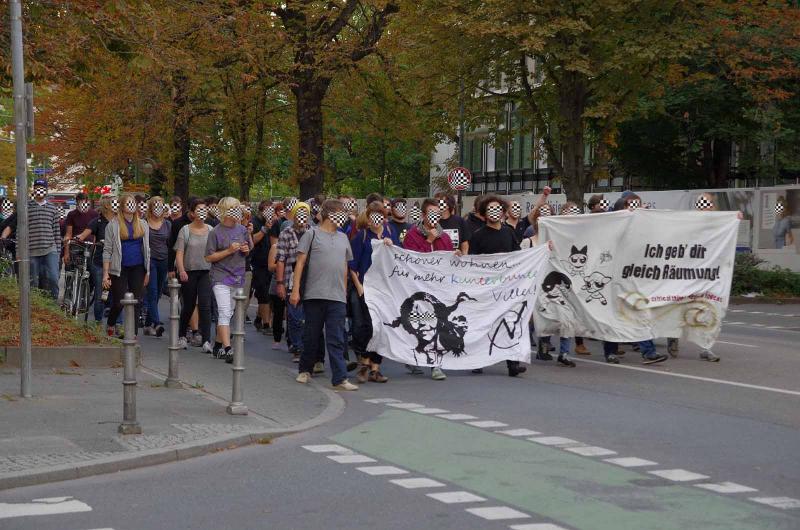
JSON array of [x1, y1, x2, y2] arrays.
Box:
[[533, 210, 739, 349], [365, 242, 550, 370]]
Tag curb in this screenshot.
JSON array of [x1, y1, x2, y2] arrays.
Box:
[[731, 297, 800, 305], [0, 364, 346, 491]]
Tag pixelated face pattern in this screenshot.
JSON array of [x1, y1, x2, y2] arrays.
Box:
[[408, 204, 421, 223], [538, 206, 551, 217], [438, 199, 448, 211], [59, 207, 67, 220], [408, 309, 436, 323], [262, 207, 275, 224], [1, 202, 14, 216], [287, 198, 298, 210], [138, 202, 148, 216], [33, 187, 47, 199], [598, 199, 611, 212], [485, 203, 504, 222], [110, 198, 120, 213], [329, 211, 348, 228], [369, 212, 385, 226], [346, 199, 357, 213], [78, 201, 90, 213], [509, 202, 522, 217], [776, 203, 785, 215], [383, 201, 391, 212], [563, 205, 582, 216], [426, 209, 441, 226], [195, 206, 208, 220], [171, 203, 182, 215], [394, 202, 407, 216], [125, 199, 137, 213], [295, 208, 309, 226], [152, 203, 165, 216], [695, 197, 714, 211], [226, 208, 242, 221], [628, 199, 641, 211], [209, 205, 220, 218]]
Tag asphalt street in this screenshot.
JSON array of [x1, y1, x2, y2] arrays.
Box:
[[1, 304, 799, 530]]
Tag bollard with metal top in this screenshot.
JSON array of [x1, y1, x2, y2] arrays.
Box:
[[165, 277, 182, 388], [118, 292, 142, 434], [226, 288, 248, 415]]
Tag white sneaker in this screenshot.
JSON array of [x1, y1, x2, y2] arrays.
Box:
[[332, 379, 358, 391], [296, 372, 311, 384], [201, 341, 214, 354], [699, 350, 720, 362], [177, 337, 188, 350], [431, 367, 447, 381]]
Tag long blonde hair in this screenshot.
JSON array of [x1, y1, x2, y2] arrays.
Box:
[[147, 195, 165, 222], [118, 193, 145, 240]]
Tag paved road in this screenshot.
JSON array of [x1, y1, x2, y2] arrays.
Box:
[[2, 305, 799, 530]]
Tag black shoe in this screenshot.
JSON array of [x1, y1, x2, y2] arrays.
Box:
[[536, 350, 553, 361], [245, 316, 252, 325], [224, 352, 234, 364], [508, 365, 527, 377], [471, 368, 484, 374], [605, 354, 620, 364], [642, 353, 668, 365], [549, 345, 556, 352], [346, 361, 359, 372], [253, 317, 263, 330], [214, 347, 226, 359], [557, 354, 576, 367], [155, 324, 165, 337]]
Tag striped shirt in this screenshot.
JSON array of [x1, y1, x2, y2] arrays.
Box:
[[28, 200, 60, 257]]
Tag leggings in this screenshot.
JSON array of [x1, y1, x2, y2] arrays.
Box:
[[270, 294, 285, 342], [107, 264, 146, 331], [179, 270, 212, 343]]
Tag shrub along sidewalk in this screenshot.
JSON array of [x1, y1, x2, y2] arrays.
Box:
[[731, 253, 800, 299]]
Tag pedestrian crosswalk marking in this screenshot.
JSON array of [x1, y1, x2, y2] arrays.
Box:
[[327, 454, 376, 464], [390, 478, 446, 489], [565, 446, 617, 457], [603, 457, 658, 467], [437, 413, 478, 420], [528, 436, 580, 446], [427, 491, 486, 504], [356, 465, 409, 476], [301, 444, 352, 454], [496, 429, 541, 437], [695, 482, 757, 494], [466, 506, 530, 520], [749, 497, 800, 510], [410, 407, 450, 414], [465, 420, 508, 428], [386, 402, 425, 409], [649, 469, 710, 482], [0, 498, 92, 519], [364, 398, 401, 404]]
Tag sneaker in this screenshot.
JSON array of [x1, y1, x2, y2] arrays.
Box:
[[431, 367, 447, 381], [471, 368, 484, 374], [155, 324, 165, 337], [642, 353, 668, 365], [224, 349, 234, 364], [699, 350, 720, 362], [605, 354, 620, 364], [177, 337, 188, 350], [253, 317, 262, 330], [667, 338, 679, 357], [291, 353, 300, 363], [201, 341, 214, 354], [356, 364, 369, 384], [574, 344, 590, 355], [214, 346, 227, 359], [557, 353, 576, 367], [245, 316, 252, 325], [190, 333, 203, 347], [369, 370, 388, 383], [272, 341, 281, 350], [405, 364, 424, 375], [313, 362, 325, 374], [296, 372, 311, 384], [142, 325, 156, 336], [332, 380, 359, 391], [536, 341, 553, 361], [508, 365, 527, 377]]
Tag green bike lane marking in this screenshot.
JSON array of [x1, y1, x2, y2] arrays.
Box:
[[333, 410, 797, 530]]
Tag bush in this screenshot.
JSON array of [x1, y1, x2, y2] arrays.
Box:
[[731, 253, 800, 297]]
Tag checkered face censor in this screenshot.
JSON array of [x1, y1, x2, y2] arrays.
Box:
[[110, 198, 120, 213], [262, 207, 275, 224], [448, 168, 471, 189], [346, 199, 357, 213], [287, 198, 298, 210], [1, 202, 13, 216], [510, 202, 522, 217], [78, 201, 90, 213], [563, 205, 582, 216], [209, 205, 219, 217], [171, 203, 182, 215], [370, 213, 385, 226], [695, 197, 714, 211], [125, 199, 137, 213], [330, 211, 348, 228], [394, 202, 406, 216], [485, 203, 504, 222], [408, 309, 436, 323], [598, 199, 611, 212], [427, 209, 441, 226], [628, 199, 641, 211], [295, 208, 309, 226], [538, 206, 551, 216], [776, 203, 785, 215], [438, 199, 448, 212], [59, 208, 67, 220], [153, 203, 165, 216], [33, 187, 47, 199], [409, 204, 421, 223], [195, 206, 208, 220], [226, 208, 242, 221]]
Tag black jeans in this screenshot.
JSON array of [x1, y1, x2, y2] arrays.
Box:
[[270, 294, 285, 342], [108, 264, 146, 331], [348, 285, 381, 365], [179, 270, 212, 343]]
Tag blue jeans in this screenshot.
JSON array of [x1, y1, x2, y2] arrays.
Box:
[[559, 337, 571, 354], [30, 251, 59, 299], [145, 258, 168, 326], [91, 262, 106, 322], [286, 302, 305, 354], [301, 299, 347, 385]]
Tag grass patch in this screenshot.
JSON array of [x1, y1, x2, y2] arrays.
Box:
[[0, 277, 112, 348]]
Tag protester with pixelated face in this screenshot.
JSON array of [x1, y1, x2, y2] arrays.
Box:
[[74, 196, 116, 322], [773, 197, 794, 249], [63, 192, 99, 266], [27, 178, 62, 298], [433, 192, 470, 254], [142, 196, 170, 337], [250, 200, 276, 333], [388, 198, 411, 245]]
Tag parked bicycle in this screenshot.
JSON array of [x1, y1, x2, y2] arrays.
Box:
[[62, 239, 95, 320]]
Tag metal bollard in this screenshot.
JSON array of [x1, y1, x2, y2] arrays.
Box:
[[118, 292, 142, 434], [165, 277, 181, 388], [226, 288, 248, 415]]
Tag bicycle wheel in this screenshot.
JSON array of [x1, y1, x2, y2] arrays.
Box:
[[77, 277, 93, 318], [62, 272, 75, 313]]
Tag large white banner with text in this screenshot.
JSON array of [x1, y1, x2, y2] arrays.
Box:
[[365, 242, 549, 369], [533, 210, 739, 349]]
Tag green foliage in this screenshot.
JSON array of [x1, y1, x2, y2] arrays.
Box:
[[731, 253, 800, 297]]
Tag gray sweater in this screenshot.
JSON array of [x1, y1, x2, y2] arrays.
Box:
[[103, 217, 151, 276]]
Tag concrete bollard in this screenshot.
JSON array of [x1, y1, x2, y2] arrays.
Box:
[[226, 288, 248, 415], [165, 277, 182, 388], [118, 292, 142, 434]]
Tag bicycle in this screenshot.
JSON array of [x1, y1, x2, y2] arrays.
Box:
[[0, 238, 16, 279], [62, 239, 95, 320]]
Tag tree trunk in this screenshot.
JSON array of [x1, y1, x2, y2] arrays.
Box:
[[559, 73, 588, 203], [712, 138, 731, 188], [293, 81, 328, 198], [171, 72, 191, 200]]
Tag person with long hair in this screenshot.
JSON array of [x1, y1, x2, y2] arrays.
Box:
[[205, 197, 253, 362], [175, 198, 213, 352], [77, 195, 116, 322], [102, 193, 150, 336], [143, 196, 170, 336]]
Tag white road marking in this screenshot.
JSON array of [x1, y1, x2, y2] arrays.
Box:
[[722, 322, 745, 325], [574, 358, 800, 397], [749, 497, 800, 509], [564, 446, 617, 457], [364, 398, 401, 404], [427, 491, 486, 504], [302, 444, 353, 454], [437, 413, 478, 420], [410, 408, 450, 414], [715, 340, 758, 348], [466, 506, 530, 520], [327, 454, 376, 464], [750, 323, 766, 327], [386, 402, 425, 409], [528, 436, 581, 446], [32, 497, 73, 503], [390, 478, 446, 489], [496, 429, 541, 437], [695, 482, 758, 494], [603, 457, 659, 468], [728, 309, 744, 312], [649, 469, 710, 482], [465, 420, 508, 428], [0, 499, 92, 519], [509, 523, 567, 530], [767, 326, 787, 329], [356, 465, 409, 476], [749, 311, 764, 314]]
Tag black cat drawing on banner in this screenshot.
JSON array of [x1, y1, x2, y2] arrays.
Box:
[[385, 292, 476, 365]]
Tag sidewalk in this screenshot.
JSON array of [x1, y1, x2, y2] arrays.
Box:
[[0, 313, 344, 490]]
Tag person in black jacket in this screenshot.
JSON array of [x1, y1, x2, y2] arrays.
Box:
[[468, 195, 527, 377]]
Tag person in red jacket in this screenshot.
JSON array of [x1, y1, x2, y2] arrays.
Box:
[[401, 197, 459, 380]]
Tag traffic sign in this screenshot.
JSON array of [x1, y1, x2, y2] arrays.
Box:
[[447, 167, 472, 191], [32, 167, 52, 175]]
